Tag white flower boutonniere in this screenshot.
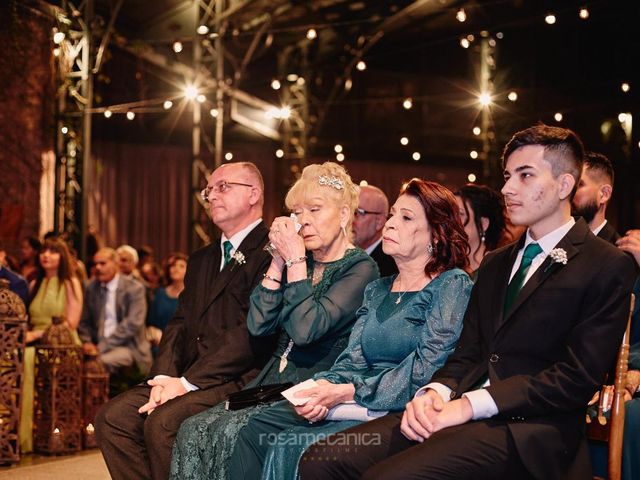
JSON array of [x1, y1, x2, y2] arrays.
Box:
[[232, 250, 246, 266], [549, 248, 568, 265]]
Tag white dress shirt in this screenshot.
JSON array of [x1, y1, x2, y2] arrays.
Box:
[[365, 237, 383, 256], [592, 219, 607, 236], [102, 274, 120, 339], [419, 218, 576, 420]]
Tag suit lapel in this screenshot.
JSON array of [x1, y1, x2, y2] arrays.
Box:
[[498, 220, 588, 332], [199, 221, 268, 317]]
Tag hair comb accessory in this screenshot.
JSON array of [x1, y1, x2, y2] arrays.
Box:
[[318, 175, 344, 190]]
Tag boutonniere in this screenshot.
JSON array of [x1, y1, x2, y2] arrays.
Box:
[[545, 248, 568, 272], [232, 250, 246, 266]]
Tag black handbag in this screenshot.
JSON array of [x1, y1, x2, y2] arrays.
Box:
[[224, 383, 293, 410]]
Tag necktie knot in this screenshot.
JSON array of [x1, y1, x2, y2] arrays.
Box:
[[223, 240, 233, 266], [522, 242, 543, 263]]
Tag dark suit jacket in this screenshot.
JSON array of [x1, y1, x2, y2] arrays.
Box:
[[369, 242, 398, 278], [597, 220, 621, 244], [79, 274, 152, 372], [432, 219, 636, 479], [150, 221, 273, 390]]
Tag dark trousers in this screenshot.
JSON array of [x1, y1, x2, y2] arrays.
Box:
[[299, 412, 535, 480], [95, 383, 237, 480]]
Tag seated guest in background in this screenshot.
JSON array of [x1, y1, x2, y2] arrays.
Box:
[[137, 244, 155, 269], [116, 244, 144, 283], [0, 247, 29, 304], [20, 237, 83, 453], [353, 184, 397, 277], [572, 151, 619, 242], [146, 252, 187, 350], [454, 183, 507, 276], [95, 162, 273, 480], [79, 247, 151, 374], [19, 235, 41, 283], [300, 124, 637, 480], [229, 179, 472, 480], [141, 261, 164, 291], [170, 161, 378, 480]]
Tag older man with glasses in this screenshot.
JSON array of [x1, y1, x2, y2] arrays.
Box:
[[95, 162, 275, 480], [353, 184, 397, 277]]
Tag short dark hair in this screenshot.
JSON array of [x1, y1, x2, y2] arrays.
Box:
[[455, 184, 506, 252], [584, 151, 614, 186], [164, 252, 188, 285], [502, 124, 585, 198], [399, 179, 470, 275]]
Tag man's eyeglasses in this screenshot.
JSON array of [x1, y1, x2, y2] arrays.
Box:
[[200, 181, 253, 202], [355, 208, 383, 217]]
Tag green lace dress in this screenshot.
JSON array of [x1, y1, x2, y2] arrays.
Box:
[[169, 248, 378, 480]]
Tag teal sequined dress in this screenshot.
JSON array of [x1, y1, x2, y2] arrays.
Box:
[[169, 248, 378, 480], [228, 268, 472, 480]]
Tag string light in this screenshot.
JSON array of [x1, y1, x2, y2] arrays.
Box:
[[400, 137, 409, 146], [545, 14, 556, 25], [412, 152, 421, 161], [306, 28, 317, 40], [334, 144, 343, 153], [356, 60, 367, 71], [104, 110, 112, 118], [173, 41, 183, 53], [472, 127, 481, 136], [196, 94, 206, 103], [53, 48, 61, 57], [456, 8, 467, 22], [197, 25, 209, 35], [286, 73, 299, 82], [618, 113, 629, 123], [271, 79, 281, 90], [554, 112, 563, 122], [496, 32, 504, 39], [579, 7, 589, 19], [402, 98, 413, 110], [468, 173, 477, 182], [53, 31, 65, 44], [344, 78, 353, 91], [163, 100, 173, 110], [126, 111, 135, 120], [184, 85, 198, 100], [210, 108, 219, 118], [225, 152, 233, 161], [336, 153, 345, 162], [61, 126, 68, 134], [275, 149, 284, 158], [470, 150, 478, 159], [508, 91, 518, 102], [359, 180, 369, 187], [622, 82, 631, 93], [478, 92, 492, 107], [460, 38, 470, 49]]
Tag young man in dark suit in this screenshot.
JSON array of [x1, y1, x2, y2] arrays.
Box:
[[95, 162, 273, 480], [300, 125, 636, 480]]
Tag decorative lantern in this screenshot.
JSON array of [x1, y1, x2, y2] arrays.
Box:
[[0, 279, 28, 464], [33, 317, 82, 454], [81, 353, 109, 448]]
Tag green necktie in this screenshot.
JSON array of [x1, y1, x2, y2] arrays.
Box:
[[223, 240, 233, 267], [503, 242, 543, 314]]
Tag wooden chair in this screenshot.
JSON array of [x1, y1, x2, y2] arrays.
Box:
[[587, 293, 635, 480]]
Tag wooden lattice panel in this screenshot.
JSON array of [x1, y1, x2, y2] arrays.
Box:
[[33, 346, 83, 454], [0, 321, 26, 464]]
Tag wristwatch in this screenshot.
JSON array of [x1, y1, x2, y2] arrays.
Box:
[[284, 256, 307, 268]]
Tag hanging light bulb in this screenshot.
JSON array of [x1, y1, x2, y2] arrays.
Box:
[[545, 14, 556, 25], [460, 38, 470, 49], [197, 25, 209, 35], [402, 98, 413, 110], [472, 127, 481, 136], [470, 150, 479, 159], [412, 152, 421, 161], [579, 8, 589, 20], [275, 149, 284, 158], [621, 82, 631, 93], [456, 8, 467, 22], [104, 109, 113, 118], [554, 112, 563, 122], [126, 111, 135, 120], [271, 79, 281, 90], [173, 41, 183, 53], [334, 144, 343, 153], [225, 152, 233, 161], [306, 28, 317, 40], [400, 137, 409, 146], [468, 173, 477, 183], [163, 100, 173, 110], [356, 60, 367, 71], [508, 91, 518, 102], [336, 153, 345, 162]]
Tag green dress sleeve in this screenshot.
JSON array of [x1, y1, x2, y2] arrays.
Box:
[[317, 271, 472, 411], [247, 250, 379, 346]]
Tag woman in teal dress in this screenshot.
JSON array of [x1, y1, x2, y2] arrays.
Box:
[[170, 161, 379, 480], [228, 178, 473, 479], [20, 237, 83, 452]]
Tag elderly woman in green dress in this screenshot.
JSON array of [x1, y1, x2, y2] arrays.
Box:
[[170, 162, 379, 480]]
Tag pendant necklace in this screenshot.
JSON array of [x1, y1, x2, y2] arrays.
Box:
[[394, 275, 427, 305]]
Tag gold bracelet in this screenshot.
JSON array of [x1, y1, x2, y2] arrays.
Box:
[[263, 273, 281, 284]]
